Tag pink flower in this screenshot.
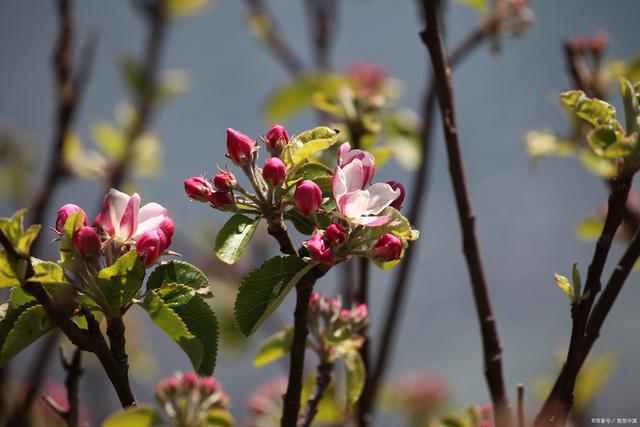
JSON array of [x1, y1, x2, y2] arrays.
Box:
[[348, 60, 387, 90], [386, 181, 405, 209], [309, 292, 322, 308], [262, 157, 286, 186], [72, 226, 101, 257], [306, 234, 333, 264], [353, 304, 368, 322], [184, 176, 212, 202], [325, 223, 347, 244], [294, 180, 323, 216], [135, 229, 169, 266], [208, 191, 234, 210], [226, 128, 256, 165], [213, 169, 236, 192], [56, 204, 88, 232], [99, 189, 173, 246], [265, 124, 289, 157], [373, 233, 403, 262], [333, 143, 400, 226]]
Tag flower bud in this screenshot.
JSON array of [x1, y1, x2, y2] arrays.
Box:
[[135, 229, 168, 266], [265, 124, 289, 157], [325, 223, 347, 245], [262, 157, 286, 186], [208, 191, 234, 210], [56, 204, 88, 232], [373, 233, 403, 262], [200, 376, 218, 396], [339, 309, 352, 323], [159, 217, 175, 246], [354, 303, 368, 321], [226, 128, 256, 166], [213, 170, 236, 192], [386, 181, 405, 210], [72, 226, 101, 257], [182, 372, 199, 390], [184, 177, 212, 202], [309, 292, 322, 308], [306, 234, 333, 264], [294, 180, 322, 216]]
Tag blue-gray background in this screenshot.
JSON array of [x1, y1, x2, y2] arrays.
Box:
[[1, 0, 639, 424]]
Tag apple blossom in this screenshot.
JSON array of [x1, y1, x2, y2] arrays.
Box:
[[226, 128, 256, 165], [374, 233, 403, 262], [262, 157, 286, 186], [135, 229, 168, 266], [184, 176, 212, 202], [387, 180, 405, 209], [265, 124, 289, 157], [306, 233, 333, 264], [294, 180, 322, 216], [213, 169, 236, 192], [325, 223, 347, 244], [208, 191, 234, 210], [72, 226, 101, 257], [56, 204, 88, 232]]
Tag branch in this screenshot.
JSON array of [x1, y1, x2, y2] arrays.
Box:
[[302, 361, 334, 427], [42, 348, 83, 427], [243, 0, 305, 76], [303, 0, 337, 71], [355, 257, 372, 427], [420, 1, 511, 426], [103, 0, 168, 193]]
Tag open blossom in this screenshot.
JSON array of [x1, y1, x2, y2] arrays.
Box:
[[226, 128, 256, 165], [56, 204, 88, 232], [333, 142, 400, 226], [306, 233, 333, 264], [99, 189, 174, 249]]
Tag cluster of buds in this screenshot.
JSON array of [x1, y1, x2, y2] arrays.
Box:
[[155, 372, 230, 426], [307, 292, 369, 360], [54, 189, 174, 267], [391, 372, 450, 423], [487, 0, 534, 37], [184, 125, 292, 214], [245, 377, 287, 427], [568, 30, 609, 56]]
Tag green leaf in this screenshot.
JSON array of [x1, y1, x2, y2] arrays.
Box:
[[560, 91, 617, 127], [0, 303, 53, 367], [578, 150, 617, 179], [254, 327, 294, 367], [102, 405, 162, 427], [576, 216, 604, 241], [29, 260, 67, 285], [587, 128, 636, 158], [0, 209, 27, 249], [287, 127, 340, 165], [619, 77, 639, 134], [59, 211, 87, 271], [92, 121, 126, 161], [554, 273, 574, 300], [97, 251, 145, 316], [167, 0, 211, 18], [265, 73, 347, 123], [147, 260, 208, 291], [234, 256, 313, 336], [283, 210, 316, 235], [214, 214, 261, 264], [343, 349, 365, 407], [0, 251, 20, 288], [369, 207, 419, 241], [141, 283, 219, 374], [284, 162, 333, 191], [524, 130, 576, 159]]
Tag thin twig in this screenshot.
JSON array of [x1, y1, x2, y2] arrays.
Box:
[[420, 2, 511, 426], [303, 0, 337, 71], [43, 348, 83, 427], [518, 383, 525, 427], [302, 361, 334, 427], [243, 0, 305, 76]]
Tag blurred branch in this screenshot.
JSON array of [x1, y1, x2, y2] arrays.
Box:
[[303, 0, 337, 71], [30, 0, 98, 253], [103, 0, 168, 194], [42, 348, 83, 427], [518, 383, 525, 427], [420, 2, 512, 427], [302, 360, 333, 425], [243, 0, 305, 76]]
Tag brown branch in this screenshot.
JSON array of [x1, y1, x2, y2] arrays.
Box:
[[303, 0, 337, 71], [243, 0, 305, 76], [355, 257, 371, 427], [420, 2, 511, 426], [302, 361, 334, 427], [103, 0, 168, 194], [518, 383, 525, 427], [42, 348, 83, 427]]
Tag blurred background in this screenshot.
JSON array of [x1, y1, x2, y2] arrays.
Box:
[[1, 0, 639, 425]]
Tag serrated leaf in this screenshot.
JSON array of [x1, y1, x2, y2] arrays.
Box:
[[102, 405, 162, 427], [0, 209, 27, 248], [560, 91, 617, 127], [0, 304, 53, 366], [288, 127, 340, 165], [147, 260, 208, 291], [554, 273, 574, 300], [97, 251, 145, 316], [29, 260, 67, 285], [234, 256, 313, 336], [214, 214, 261, 264], [142, 283, 218, 374], [343, 348, 365, 407], [254, 327, 294, 367]]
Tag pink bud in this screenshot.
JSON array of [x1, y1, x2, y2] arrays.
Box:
[[159, 377, 179, 396], [309, 292, 322, 308], [213, 170, 236, 192], [265, 124, 289, 157], [135, 229, 168, 266], [339, 309, 351, 323], [325, 223, 347, 245], [182, 372, 199, 390], [56, 204, 88, 232], [327, 297, 341, 311], [306, 234, 333, 264], [226, 128, 256, 165], [199, 376, 218, 395], [354, 303, 368, 320], [386, 181, 405, 210], [72, 226, 101, 257], [294, 180, 322, 216], [208, 191, 234, 210], [262, 157, 286, 186], [374, 233, 403, 262], [184, 176, 212, 202]]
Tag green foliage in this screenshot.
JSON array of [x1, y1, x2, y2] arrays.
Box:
[[254, 327, 294, 367], [283, 210, 316, 235], [102, 405, 162, 427], [0, 209, 43, 287], [234, 256, 313, 336], [554, 264, 588, 304], [141, 283, 218, 374], [167, 0, 212, 19], [206, 409, 235, 427], [29, 260, 68, 285], [524, 130, 576, 160], [97, 250, 146, 317], [284, 162, 334, 193], [147, 260, 208, 291], [342, 346, 365, 407], [59, 211, 86, 272], [214, 214, 261, 264], [0, 287, 52, 366], [575, 216, 604, 241], [453, 0, 487, 12], [285, 127, 341, 166]]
